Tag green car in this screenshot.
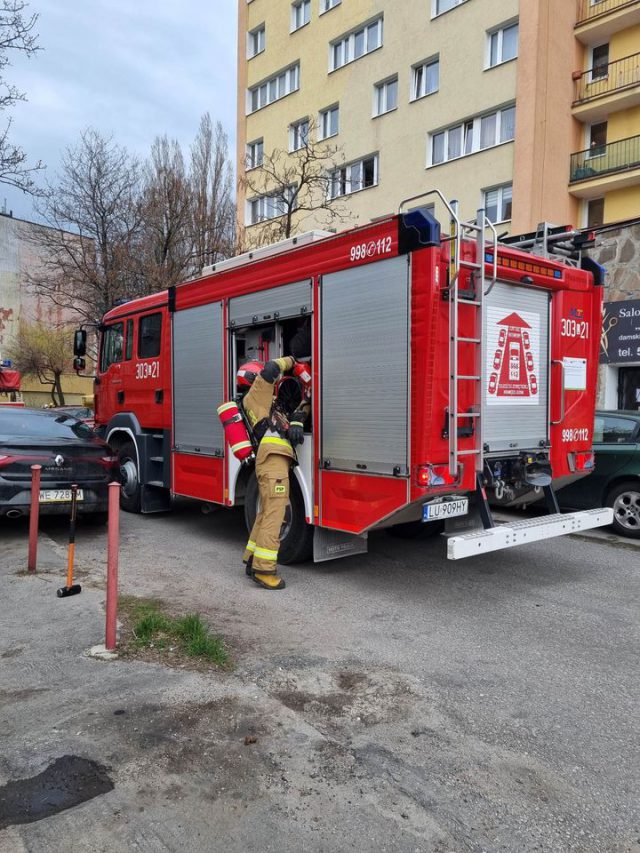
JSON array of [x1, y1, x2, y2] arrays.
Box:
[[557, 410, 640, 538]]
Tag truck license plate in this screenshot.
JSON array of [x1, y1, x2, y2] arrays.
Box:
[[39, 489, 84, 503], [423, 497, 468, 522]]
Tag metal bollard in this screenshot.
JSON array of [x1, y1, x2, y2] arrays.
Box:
[[105, 481, 120, 651], [27, 465, 42, 573]]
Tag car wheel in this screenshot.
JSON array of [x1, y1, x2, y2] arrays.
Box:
[[606, 480, 640, 539], [244, 469, 314, 564], [386, 520, 444, 539], [118, 441, 141, 513]]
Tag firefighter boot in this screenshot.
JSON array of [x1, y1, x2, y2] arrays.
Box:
[[251, 570, 286, 590], [244, 557, 286, 588]]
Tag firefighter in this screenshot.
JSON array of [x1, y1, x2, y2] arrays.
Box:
[[238, 356, 309, 590]]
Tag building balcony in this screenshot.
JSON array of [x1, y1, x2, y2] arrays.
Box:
[[569, 134, 640, 197], [575, 0, 640, 45], [572, 52, 640, 121]]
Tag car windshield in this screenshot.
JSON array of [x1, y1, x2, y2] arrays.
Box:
[[0, 409, 94, 440]]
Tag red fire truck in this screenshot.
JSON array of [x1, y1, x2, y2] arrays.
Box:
[[76, 191, 612, 562]]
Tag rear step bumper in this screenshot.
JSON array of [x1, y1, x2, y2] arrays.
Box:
[[446, 508, 614, 560]]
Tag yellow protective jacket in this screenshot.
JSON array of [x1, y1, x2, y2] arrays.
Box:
[[243, 361, 296, 463]]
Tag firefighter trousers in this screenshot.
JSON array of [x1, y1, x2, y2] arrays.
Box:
[[243, 452, 291, 573]]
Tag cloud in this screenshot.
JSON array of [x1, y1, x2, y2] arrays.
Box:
[[1, 0, 238, 218]]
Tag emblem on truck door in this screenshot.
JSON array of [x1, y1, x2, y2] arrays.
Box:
[[486, 308, 541, 405]]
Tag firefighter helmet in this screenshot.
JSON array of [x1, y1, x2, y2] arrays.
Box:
[[236, 360, 263, 389]]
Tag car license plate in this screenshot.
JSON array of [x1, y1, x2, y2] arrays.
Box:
[[39, 489, 84, 503], [423, 497, 468, 521]]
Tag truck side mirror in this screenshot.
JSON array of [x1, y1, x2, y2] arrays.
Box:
[[74, 329, 87, 357], [73, 356, 86, 373]]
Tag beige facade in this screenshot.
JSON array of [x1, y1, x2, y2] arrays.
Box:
[[237, 0, 640, 242], [0, 212, 92, 406]]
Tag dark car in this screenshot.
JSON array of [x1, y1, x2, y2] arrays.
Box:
[[557, 410, 640, 538], [49, 405, 95, 429], [0, 407, 117, 521]]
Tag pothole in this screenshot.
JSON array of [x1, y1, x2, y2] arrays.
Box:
[[0, 755, 114, 828]]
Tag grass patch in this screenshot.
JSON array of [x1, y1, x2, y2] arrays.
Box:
[[119, 595, 228, 667]]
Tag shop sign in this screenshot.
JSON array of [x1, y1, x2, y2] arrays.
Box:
[[600, 300, 640, 364]]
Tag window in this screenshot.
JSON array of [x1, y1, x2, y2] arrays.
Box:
[[320, 0, 340, 12], [125, 319, 133, 360], [138, 313, 162, 359], [429, 105, 515, 165], [291, 0, 311, 31], [587, 197, 604, 228], [488, 21, 518, 67], [248, 186, 297, 225], [483, 183, 513, 223], [432, 0, 469, 17], [588, 121, 607, 157], [591, 43, 609, 80], [248, 64, 300, 113], [330, 18, 382, 71], [374, 76, 398, 116], [100, 323, 124, 372], [412, 57, 439, 100], [289, 118, 309, 151], [247, 24, 265, 58], [594, 414, 638, 444], [329, 154, 378, 198], [319, 104, 339, 139], [246, 138, 263, 170]]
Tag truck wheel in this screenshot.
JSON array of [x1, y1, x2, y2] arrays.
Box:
[[118, 441, 141, 513], [244, 469, 314, 564], [606, 480, 640, 539], [387, 520, 444, 539]]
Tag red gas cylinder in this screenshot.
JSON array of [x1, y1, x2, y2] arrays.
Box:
[[217, 401, 254, 461]]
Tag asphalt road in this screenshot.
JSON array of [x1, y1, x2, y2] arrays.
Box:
[[1, 502, 638, 852]]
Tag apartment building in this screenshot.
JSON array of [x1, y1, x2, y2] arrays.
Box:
[[236, 0, 640, 242], [571, 0, 640, 227], [571, 0, 640, 410]]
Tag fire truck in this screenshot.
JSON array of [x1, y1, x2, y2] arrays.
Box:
[[76, 190, 613, 563]]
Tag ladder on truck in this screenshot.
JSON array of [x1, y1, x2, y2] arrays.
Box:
[[400, 191, 497, 481]]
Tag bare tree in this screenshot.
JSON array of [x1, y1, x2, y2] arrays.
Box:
[[6, 320, 72, 405], [27, 116, 237, 328], [26, 129, 142, 325], [0, 1, 44, 193], [138, 135, 192, 292], [241, 120, 347, 246], [189, 113, 235, 272]]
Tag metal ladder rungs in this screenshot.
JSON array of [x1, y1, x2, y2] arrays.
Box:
[[457, 449, 481, 456], [458, 337, 481, 344], [460, 260, 482, 270], [457, 375, 481, 380], [454, 412, 480, 418], [459, 299, 481, 306]]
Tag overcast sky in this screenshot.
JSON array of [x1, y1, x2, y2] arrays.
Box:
[[2, 0, 238, 221]]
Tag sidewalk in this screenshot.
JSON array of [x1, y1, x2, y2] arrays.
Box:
[[0, 525, 437, 853]]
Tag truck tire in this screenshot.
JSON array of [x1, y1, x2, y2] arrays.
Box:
[[387, 520, 444, 539], [244, 469, 314, 564], [606, 480, 640, 539], [118, 441, 141, 513]]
